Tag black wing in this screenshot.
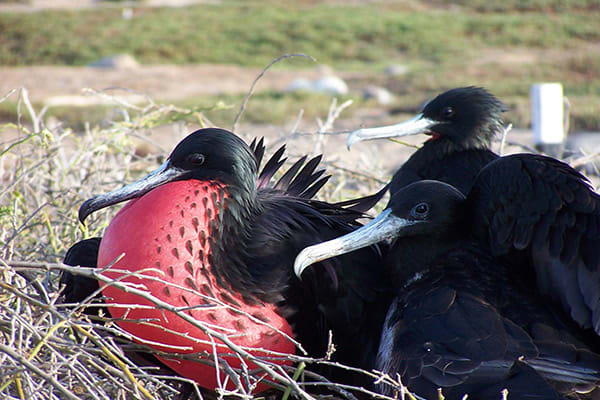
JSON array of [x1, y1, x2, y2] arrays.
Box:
[[247, 140, 392, 382], [469, 154, 600, 334], [378, 246, 597, 399], [381, 287, 539, 399]]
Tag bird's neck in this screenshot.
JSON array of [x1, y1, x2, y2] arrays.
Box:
[[422, 134, 491, 158], [203, 183, 269, 304], [387, 230, 468, 288]]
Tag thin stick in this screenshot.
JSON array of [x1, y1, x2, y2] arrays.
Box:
[[232, 53, 316, 132], [0, 343, 82, 400]]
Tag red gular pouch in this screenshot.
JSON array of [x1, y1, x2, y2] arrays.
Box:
[[97, 180, 295, 393]]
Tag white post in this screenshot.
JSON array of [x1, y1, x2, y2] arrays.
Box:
[[530, 83, 564, 156]]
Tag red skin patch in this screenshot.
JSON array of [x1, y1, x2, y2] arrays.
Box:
[[98, 180, 295, 393], [426, 132, 441, 142]]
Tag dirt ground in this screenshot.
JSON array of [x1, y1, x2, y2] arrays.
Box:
[[0, 64, 363, 104], [0, 61, 536, 189], [0, 0, 573, 184], [0, 0, 216, 13]]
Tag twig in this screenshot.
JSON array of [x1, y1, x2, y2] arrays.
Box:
[[0, 88, 17, 104], [232, 53, 316, 132], [498, 123, 513, 156], [569, 151, 600, 169], [0, 343, 82, 400], [312, 98, 353, 156], [504, 140, 538, 154], [19, 88, 40, 133], [2, 260, 316, 400]]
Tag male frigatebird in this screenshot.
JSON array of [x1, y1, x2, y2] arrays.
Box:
[[295, 154, 600, 399], [347, 86, 505, 195], [67, 128, 390, 393]]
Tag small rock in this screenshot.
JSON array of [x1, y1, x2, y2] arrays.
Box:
[[286, 78, 312, 92], [287, 76, 348, 96], [89, 54, 139, 69], [312, 76, 348, 96], [362, 85, 394, 105], [384, 64, 409, 77], [121, 8, 133, 20]]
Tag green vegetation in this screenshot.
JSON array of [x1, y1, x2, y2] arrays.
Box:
[[0, 91, 367, 133], [0, 2, 598, 67]]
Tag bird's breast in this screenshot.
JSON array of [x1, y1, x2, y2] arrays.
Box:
[[97, 179, 294, 391]]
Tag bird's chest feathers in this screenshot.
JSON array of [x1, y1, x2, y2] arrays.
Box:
[[97, 180, 294, 388]]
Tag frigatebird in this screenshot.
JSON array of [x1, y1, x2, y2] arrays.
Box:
[[295, 153, 600, 399], [61, 237, 102, 315], [65, 128, 390, 392], [347, 86, 505, 195]]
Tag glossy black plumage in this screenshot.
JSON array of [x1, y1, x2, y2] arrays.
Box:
[[62, 128, 390, 388], [348, 86, 505, 195], [467, 155, 600, 334], [295, 153, 600, 399], [379, 155, 600, 397], [61, 237, 102, 314]]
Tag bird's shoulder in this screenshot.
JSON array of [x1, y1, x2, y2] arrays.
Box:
[[467, 153, 600, 333]]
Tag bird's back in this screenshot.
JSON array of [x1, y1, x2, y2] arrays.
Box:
[[391, 142, 498, 195], [249, 140, 393, 381]]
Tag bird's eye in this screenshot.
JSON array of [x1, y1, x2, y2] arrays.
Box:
[[411, 202, 429, 218], [186, 153, 205, 166], [441, 106, 455, 118]]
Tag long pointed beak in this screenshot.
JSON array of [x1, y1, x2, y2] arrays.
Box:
[[294, 209, 415, 278], [346, 113, 436, 148], [79, 161, 187, 223]]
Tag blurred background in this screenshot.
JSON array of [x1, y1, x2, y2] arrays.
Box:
[[1, 0, 599, 154]]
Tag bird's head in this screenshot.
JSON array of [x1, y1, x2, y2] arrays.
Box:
[[346, 86, 506, 149], [294, 180, 466, 278], [79, 128, 258, 223]]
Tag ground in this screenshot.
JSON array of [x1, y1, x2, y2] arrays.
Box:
[[0, 0, 591, 183], [0, 61, 539, 184]]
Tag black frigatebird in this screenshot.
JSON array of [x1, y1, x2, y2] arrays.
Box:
[[63, 128, 390, 392], [295, 154, 600, 399], [61, 237, 102, 315], [347, 86, 505, 195]]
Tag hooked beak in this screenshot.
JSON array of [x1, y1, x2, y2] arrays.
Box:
[[346, 113, 436, 148], [294, 209, 415, 278], [79, 160, 188, 223]]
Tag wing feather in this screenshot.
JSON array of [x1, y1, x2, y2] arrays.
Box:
[[469, 154, 600, 333]]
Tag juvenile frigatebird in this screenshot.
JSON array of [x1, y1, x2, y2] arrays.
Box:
[[295, 154, 600, 399], [347, 86, 505, 195], [67, 128, 390, 392]]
